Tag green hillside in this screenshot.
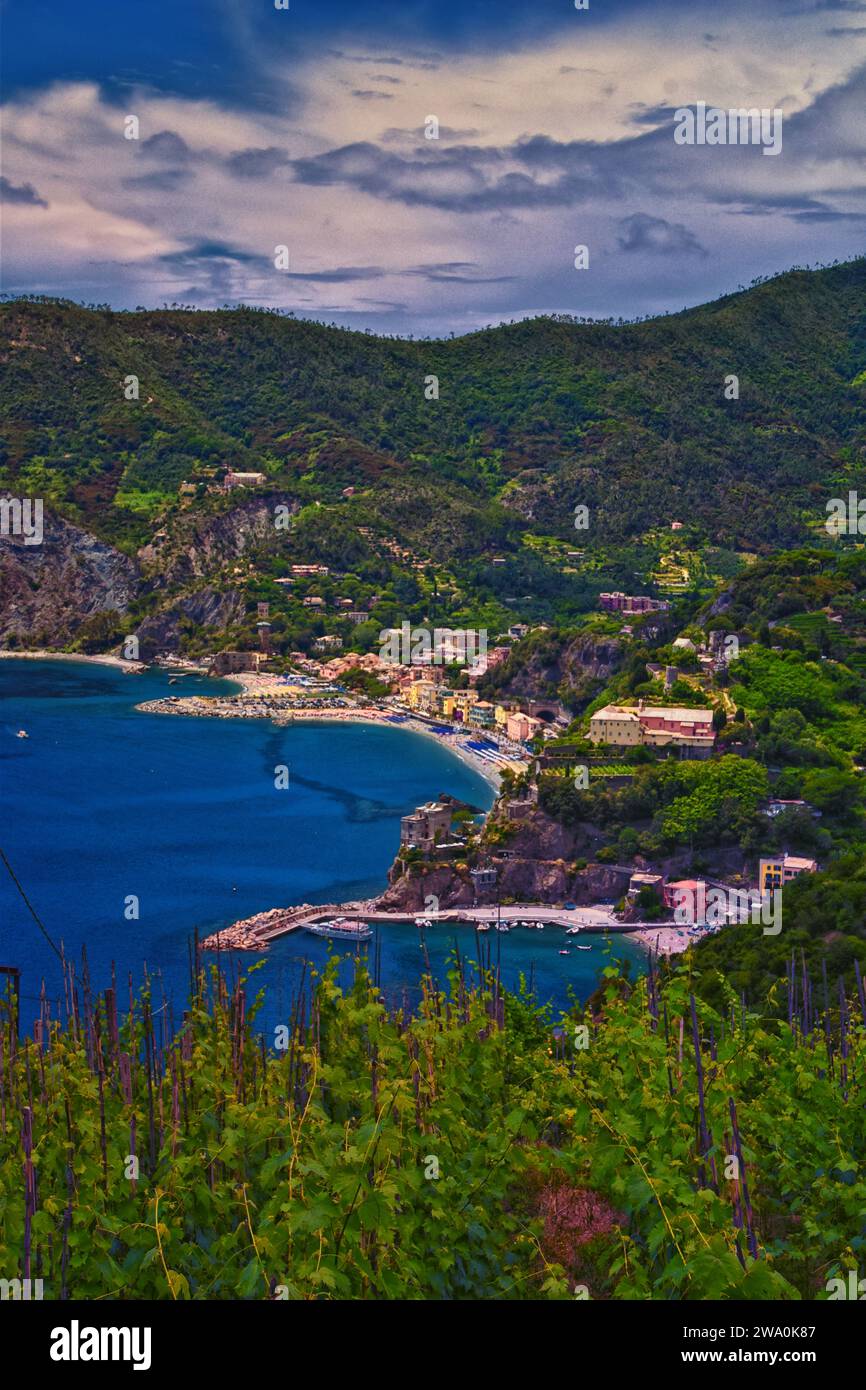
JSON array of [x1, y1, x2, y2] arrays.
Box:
[[1, 956, 863, 1300], [2, 257, 865, 552]]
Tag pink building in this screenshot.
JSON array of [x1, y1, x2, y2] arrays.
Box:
[[637, 703, 714, 743]]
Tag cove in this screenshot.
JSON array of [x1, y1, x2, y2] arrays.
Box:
[[0, 658, 644, 1037]]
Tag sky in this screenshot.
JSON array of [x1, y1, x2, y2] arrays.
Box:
[[1, 0, 865, 336]]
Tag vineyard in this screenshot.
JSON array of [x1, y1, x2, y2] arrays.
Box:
[[0, 948, 864, 1300]]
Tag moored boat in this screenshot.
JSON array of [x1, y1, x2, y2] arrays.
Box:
[[305, 917, 373, 942]]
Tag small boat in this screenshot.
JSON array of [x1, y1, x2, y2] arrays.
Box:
[[306, 917, 373, 942], [415, 917, 432, 928], [535, 924, 545, 931], [476, 924, 491, 933], [169, 677, 178, 685], [575, 944, 592, 951], [497, 924, 510, 933], [16, 729, 28, 739], [558, 949, 570, 956]]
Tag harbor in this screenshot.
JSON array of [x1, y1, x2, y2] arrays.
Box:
[[197, 899, 688, 953]]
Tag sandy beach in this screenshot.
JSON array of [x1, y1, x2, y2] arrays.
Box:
[[630, 925, 699, 956], [0, 648, 146, 672]]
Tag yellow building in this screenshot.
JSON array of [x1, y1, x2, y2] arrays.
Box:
[[759, 855, 818, 893], [588, 701, 714, 751], [442, 689, 479, 721], [407, 680, 439, 714], [588, 705, 643, 746]]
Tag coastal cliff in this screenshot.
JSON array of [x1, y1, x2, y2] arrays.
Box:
[[0, 504, 139, 646], [480, 628, 625, 710], [376, 791, 630, 912], [0, 492, 299, 653]]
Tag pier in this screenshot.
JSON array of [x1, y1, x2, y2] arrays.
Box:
[[198, 900, 649, 952]]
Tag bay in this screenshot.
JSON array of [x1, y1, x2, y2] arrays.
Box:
[[0, 658, 644, 1036]]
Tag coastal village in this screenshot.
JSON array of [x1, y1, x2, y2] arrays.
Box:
[[130, 587, 821, 962]]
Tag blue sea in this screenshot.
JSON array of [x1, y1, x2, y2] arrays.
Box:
[[0, 659, 644, 1036]]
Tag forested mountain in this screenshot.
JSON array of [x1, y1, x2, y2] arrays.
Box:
[[1, 259, 864, 650], [2, 258, 865, 538]]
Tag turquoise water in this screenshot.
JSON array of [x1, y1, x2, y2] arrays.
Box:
[[0, 659, 644, 1034]]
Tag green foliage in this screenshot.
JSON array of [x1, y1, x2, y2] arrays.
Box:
[[1, 958, 863, 1301], [659, 756, 768, 843]]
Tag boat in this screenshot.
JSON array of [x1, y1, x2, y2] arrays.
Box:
[[575, 944, 592, 951], [497, 924, 510, 933], [565, 926, 582, 935], [305, 917, 373, 942], [16, 729, 28, 739], [558, 949, 570, 956], [476, 924, 491, 933], [415, 917, 432, 928], [535, 924, 545, 931]]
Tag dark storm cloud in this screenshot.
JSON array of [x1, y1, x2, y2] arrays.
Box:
[[406, 261, 517, 283], [288, 138, 605, 211], [141, 130, 191, 161], [159, 241, 261, 266], [286, 61, 866, 220], [122, 169, 190, 191], [281, 266, 387, 282], [225, 147, 291, 178], [0, 176, 48, 206], [616, 212, 709, 256]]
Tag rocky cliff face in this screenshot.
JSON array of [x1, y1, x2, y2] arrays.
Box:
[[486, 629, 623, 711], [375, 793, 630, 912], [377, 855, 630, 913], [138, 494, 300, 590], [134, 588, 246, 660], [0, 505, 140, 645], [0, 491, 298, 652]]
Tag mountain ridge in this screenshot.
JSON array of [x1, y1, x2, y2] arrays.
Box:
[[1, 258, 864, 652]]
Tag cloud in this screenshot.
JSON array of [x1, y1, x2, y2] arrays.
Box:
[[159, 240, 259, 266], [327, 49, 441, 70], [616, 212, 709, 256], [1, 16, 865, 334], [281, 266, 386, 282], [0, 176, 48, 207], [141, 130, 191, 161], [122, 169, 190, 191], [406, 261, 517, 283], [225, 146, 291, 178], [351, 90, 395, 101]]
